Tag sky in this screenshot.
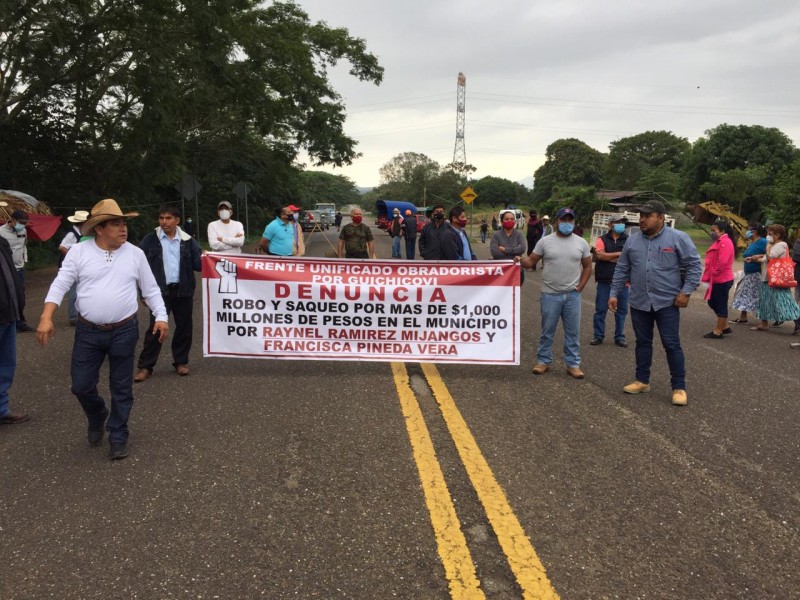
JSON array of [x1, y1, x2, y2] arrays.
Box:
[[294, 0, 800, 189]]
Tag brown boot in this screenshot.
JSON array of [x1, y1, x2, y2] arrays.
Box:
[[134, 368, 151, 383]]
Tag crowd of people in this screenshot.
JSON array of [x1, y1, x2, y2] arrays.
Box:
[[2, 199, 798, 458]]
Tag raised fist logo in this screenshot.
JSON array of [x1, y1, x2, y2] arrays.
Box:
[[215, 258, 238, 293]]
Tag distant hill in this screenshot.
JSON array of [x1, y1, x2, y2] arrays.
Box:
[[518, 176, 534, 190], [357, 186, 374, 195]]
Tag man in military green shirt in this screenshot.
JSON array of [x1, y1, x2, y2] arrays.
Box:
[[338, 208, 375, 259]]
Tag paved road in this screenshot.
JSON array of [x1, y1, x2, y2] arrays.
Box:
[[2, 224, 799, 599]]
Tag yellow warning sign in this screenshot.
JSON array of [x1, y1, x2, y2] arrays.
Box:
[[460, 187, 477, 205]]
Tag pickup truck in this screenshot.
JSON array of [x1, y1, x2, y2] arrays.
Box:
[[299, 209, 331, 231]]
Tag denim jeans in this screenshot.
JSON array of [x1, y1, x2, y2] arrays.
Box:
[[405, 237, 416, 260], [593, 282, 629, 342], [71, 318, 139, 444], [0, 321, 17, 416], [392, 236, 402, 258], [537, 290, 582, 368], [630, 305, 686, 390]]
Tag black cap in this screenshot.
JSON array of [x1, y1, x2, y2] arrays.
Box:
[[637, 201, 666, 215], [11, 210, 29, 223]]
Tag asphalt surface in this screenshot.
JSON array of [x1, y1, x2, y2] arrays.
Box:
[[2, 224, 799, 599]]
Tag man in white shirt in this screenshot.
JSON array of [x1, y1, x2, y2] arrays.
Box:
[[207, 200, 244, 254], [37, 199, 168, 460], [0, 209, 33, 332], [57, 209, 89, 326]]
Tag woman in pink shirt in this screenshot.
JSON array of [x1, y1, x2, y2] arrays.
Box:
[[701, 219, 737, 339]]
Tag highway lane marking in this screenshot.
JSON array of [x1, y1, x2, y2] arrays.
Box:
[[391, 362, 486, 599], [420, 362, 560, 600]]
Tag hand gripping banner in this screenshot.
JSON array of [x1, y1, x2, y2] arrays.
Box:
[[202, 254, 520, 364]]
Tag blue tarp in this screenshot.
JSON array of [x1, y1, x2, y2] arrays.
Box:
[[375, 200, 417, 218]]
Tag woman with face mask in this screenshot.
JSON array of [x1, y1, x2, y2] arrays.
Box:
[[700, 219, 738, 338], [490, 209, 527, 283], [747, 223, 800, 333], [729, 224, 767, 325]]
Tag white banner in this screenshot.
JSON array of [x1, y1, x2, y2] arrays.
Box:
[[202, 254, 520, 364]]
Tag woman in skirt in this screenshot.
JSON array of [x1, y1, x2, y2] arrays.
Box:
[[730, 224, 767, 324], [748, 224, 800, 333]]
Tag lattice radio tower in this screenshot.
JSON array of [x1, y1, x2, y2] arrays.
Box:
[[452, 72, 467, 169]]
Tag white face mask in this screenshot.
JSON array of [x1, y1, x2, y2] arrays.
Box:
[[766, 235, 774, 243], [219, 210, 231, 220]]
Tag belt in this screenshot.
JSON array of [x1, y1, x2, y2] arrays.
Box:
[[166, 283, 180, 292], [78, 314, 136, 331]]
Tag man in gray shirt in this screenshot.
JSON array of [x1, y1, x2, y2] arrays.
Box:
[[609, 201, 702, 406], [520, 207, 592, 378]]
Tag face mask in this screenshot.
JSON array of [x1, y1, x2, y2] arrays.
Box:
[[281, 213, 291, 221], [433, 212, 445, 221], [502, 221, 515, 230], [187, 219, 192, 224], [558, 222, 574, 235], [745, 230, 753, 239], [292, 213, 299, 221], [613, 224, 626, 234], [13, 223, 25, 233], [393, 213, 400, 218], [766, 235, 774, 243], [219, 210, 231, 220], [457, 217, 468, 228], [352, 216, 363, 224], [710, 232, 719, 241]]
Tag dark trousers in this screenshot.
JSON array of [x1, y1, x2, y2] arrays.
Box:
[[137, 292, 193, 371], [16, 268, 28, 325], [405, 237, 416, 260], [71, 318, 138, 444], [630, 305, 686, 390]]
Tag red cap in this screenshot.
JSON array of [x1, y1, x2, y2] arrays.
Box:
[[287, 204, 301, 211]]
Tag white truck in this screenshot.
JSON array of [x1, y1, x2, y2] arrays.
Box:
[[315, 203, 336, 228]]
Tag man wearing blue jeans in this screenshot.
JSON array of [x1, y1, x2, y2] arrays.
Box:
[[609, 201, 702, 406], [0, 236, 29, 425], [519, 207, 592, 379], [591, 215, 630, 347]]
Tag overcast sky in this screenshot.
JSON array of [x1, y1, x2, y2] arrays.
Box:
[[294, 0, 800, 189]]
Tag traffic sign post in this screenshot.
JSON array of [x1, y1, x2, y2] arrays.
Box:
[[460, 187, 478, 240]]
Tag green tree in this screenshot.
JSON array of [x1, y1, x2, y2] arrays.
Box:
[[770, 158, 800, 228], [533, 138, 606, 204], [699, 166, 770, 216], [549, 186, 604, 227], [0, 1, 384, 211], [473, 176, 531, 208], [680, 124, 798, 212], [635, 162, 683, 202], [606, 131, 690, 190], [298, 171, 361, 207]]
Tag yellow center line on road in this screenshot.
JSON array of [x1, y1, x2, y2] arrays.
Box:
[[420, 362, 561, 600], [391, 362, 486, 600]]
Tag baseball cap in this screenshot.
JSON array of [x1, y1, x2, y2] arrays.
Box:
[[217, 201, 232, 209], [638, 201, 666, 215], [11, 210, 29, 223], [610, 214, 629, 223], [555, 207, 575, 220], [287, 204, 301, 212]]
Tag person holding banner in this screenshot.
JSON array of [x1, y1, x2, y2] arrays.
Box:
[[519, 207, 592, 379], [37, 199, 168, 460], [337, 208, 375, 259]]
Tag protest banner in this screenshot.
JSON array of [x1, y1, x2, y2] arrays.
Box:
[[202, 254, 520, 364]]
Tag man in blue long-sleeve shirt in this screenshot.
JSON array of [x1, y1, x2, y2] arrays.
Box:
[[609, 201, 702, 406]]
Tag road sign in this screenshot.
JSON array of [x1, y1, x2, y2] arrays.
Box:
[[460, 186, 477, 205]]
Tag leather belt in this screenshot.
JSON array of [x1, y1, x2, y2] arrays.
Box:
[[78, 314, 136, 331]]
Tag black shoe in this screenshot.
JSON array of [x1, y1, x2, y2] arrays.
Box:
[[88, 409, 109, 446], [721, 328, 733, 335], [16, 322, 34, 333], [109, 443, 129, 460], [614, 340, 628, 348], [0, 412, 30, 425], [589, 338, 603, 345], [703, 331, 724, 339]]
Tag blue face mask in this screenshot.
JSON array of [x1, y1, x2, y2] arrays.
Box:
[[13, 223, 25, 233], [613, 224, 626, 234], [745, 230, 753, 239], [558, 222, 574, 235]]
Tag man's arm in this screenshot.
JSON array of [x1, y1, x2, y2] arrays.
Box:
[[36, 302, 59, 347], [337, 239, 345, 258], [207, 222, 225, 251], [258, 236, 269, 253], [367, 240, 375, 258], [576, 255, 593, 292]]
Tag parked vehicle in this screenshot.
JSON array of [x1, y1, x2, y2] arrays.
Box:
[[299, 209, 331, 231], [497, 208, 526, 230], [315, 203, 336, 224], [375, 200, 418, 231]]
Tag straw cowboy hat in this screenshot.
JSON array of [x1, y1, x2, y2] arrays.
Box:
[[67, 210, 90, 224], [81, 199, 139, 235]]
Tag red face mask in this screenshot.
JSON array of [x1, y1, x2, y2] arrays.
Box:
[[352, 216, 363, 224], [502, 220, 515, 230], [457, 217, 467, 227]]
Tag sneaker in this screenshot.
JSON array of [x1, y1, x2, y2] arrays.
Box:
[[566, 366, 585, 379], [790, 342, 800, 349], [623, 381, 650, 394], [134, 368, 151, 383], [531, 363, 549, 375], [672, 390, 688, 406]]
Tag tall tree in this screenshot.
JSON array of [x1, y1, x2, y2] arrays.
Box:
[[700, 166, 770, 216], [473, 176, 531, 208], [770, 158, 800, 228], [533, 138, 606, 204], [680, 124, 798, 211], [299, 171, 361, 207], [606, 131, 690, 190]]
